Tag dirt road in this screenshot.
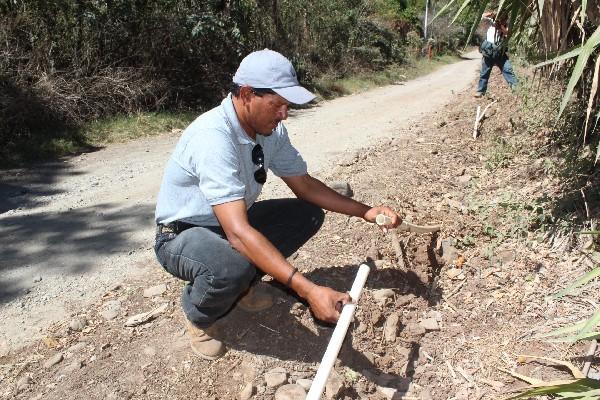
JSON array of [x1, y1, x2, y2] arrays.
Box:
[[0, 52, 481, 353]]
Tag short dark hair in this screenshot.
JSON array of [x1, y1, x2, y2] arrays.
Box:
[[230, 83, 276, 98], [231, 83, 242, 97]]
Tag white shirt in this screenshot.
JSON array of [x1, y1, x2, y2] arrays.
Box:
[[483, 16, 502, 45], [155, 94, 307, 226]]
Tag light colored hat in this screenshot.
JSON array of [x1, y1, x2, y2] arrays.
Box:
[[233, 49, 316, 105]]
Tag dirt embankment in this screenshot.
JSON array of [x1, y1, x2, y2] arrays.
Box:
[[2, 61, 598, 400]]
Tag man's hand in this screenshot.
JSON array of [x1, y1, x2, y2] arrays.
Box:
[[304, 285, 352, 323], [363, 206, 402, 230]]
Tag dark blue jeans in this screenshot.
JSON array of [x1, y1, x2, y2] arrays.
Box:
[[477, 54, 518, 94], [154, 199, 324, 328]]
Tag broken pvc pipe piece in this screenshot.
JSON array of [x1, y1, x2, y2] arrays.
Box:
[[375, 214, 441, 234], [306, 264, 371, 400]]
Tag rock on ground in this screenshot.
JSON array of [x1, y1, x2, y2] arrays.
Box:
[[274, 384, 306, 400]]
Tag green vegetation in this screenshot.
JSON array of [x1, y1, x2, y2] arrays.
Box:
[[314, 54, 460, 98], [83, 112, 196, 144], [0, 0, 468, 166]]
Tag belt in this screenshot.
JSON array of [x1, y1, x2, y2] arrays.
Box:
[[156, 220, 197, 235]]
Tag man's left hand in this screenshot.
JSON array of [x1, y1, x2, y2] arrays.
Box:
[[363, 206, 402, 229]]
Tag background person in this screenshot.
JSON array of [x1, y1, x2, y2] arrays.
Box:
[[475, 11, 518, 97]]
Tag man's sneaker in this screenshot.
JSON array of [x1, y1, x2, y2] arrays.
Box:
[[185, 320, 226, 360], [237, 284, 274, 312], [474, 92, 484, 98]]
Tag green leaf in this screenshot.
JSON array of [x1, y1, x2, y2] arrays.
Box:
[[463, 0, 490, 49], [535, 320, 588, 338], [551, 331, 600, 343], [534, 46, 584, 68], [558, 25, 600, 118], [581, 0, 587, 26], [495, 0, 506, 19], [575, 307, 600, 340], [553, 267, 600, 299], [451, 0, 473, 25], [506, 379, 600, 399], [430, 0, 460, 24]]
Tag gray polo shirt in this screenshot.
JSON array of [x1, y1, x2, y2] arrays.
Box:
[[155, 94, 307, 226]]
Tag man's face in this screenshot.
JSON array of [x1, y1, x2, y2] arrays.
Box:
[[248, 91, 290, 136]]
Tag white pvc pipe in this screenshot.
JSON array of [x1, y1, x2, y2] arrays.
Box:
[[306, 264, 371, 400]]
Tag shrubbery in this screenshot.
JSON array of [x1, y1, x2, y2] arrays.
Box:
[[0, 0, 464, 164]]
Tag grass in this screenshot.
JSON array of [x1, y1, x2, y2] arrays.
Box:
[[83, 111, 196, 144], [8, 111, 198, 167], [313, 54, 461, 99]]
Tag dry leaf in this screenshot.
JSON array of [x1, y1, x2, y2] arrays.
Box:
[[42, 336, 60, 349]]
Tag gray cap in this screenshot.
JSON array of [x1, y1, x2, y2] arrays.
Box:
[[233, 49, 316, 105]]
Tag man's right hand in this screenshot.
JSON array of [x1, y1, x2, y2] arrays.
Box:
[[304, 285, 352, 323]]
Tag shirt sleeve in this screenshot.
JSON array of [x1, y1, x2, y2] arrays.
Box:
[[185, 132, 246, 206], [269, 124, 308, 177]]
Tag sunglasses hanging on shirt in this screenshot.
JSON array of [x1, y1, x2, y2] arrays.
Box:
[[251, 144, 267, 184]]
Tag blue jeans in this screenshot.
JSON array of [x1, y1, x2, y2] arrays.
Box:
[[477, 55, 518, 94], [154, 199, 324, 328]]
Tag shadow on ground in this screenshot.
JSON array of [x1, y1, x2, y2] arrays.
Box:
[[213, 262, 441, 394], [0, 202, 154, 304]]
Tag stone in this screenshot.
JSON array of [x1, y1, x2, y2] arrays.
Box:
[[457, 174, 472, 185], [289, 302, 304, 317], [69, 317, 87, 331], [427, 310, 443, 321], [329, 181, 353, 197], [265, 367, 287, 388], [325, 369, 344, 399], [43, 353, 64, 369], [340, 151, 359, 166], [366, 243, 380, 262], [396, 346, 411, 361], [16, 375, 33, 391], [396, 294, 415, 307], [295, 378, 312, 391], [124, 303, 168, 327], [0, 339, 9, 357], [63, 360, 83, 373], [419, 318, 440, 331], [446, 267, 464, 280], [406, 322, 426, 337], [370, 309, 383, 325], [143, 284, 167, 298], [420, 388, 433, 400], [384, 313, 400, 342], [377, 386, 398, 400], [101, 300, 121, 321], [143, 346, 156, 357], [241, 361, 259, 383], [496, 250, 516, 264], [66, 342, 88, 354], [238, 382, 254, 400], [441, 238, 458, 262], [372, 289, 394, 303], [362, 351, 376, 364], [274, 384, 306, 400], [33, 276, 42, 283]]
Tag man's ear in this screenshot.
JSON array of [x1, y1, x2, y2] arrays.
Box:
[[239, 86, 254, 104]]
